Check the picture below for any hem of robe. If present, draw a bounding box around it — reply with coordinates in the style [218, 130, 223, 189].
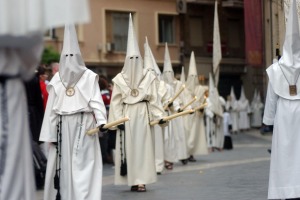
[114, 178, 157, 186]
[155, 159, 164, 173]
[268, 185, 300, 199]
[263, 116, 274, 125]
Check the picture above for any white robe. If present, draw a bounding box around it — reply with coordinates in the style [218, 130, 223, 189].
[186, 85, 208, 156]
[238, 100, 251, 130]
[215, 115, 224, 149]
[226, 101, 239, 132]
[154, 80, 171, 173]
[251, 101, 263, 128]
[164, 80, 189, 162]
[223, 112, 232, 136]
[205, 98, 215, 148]
[40, 70, 107, 200]
[109, 72, 164, 186]
[0, 34, 43, 200]
[264, 82, 300, 199]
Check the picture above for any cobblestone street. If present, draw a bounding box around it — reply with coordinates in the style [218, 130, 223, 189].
[36, 129, 272, 200]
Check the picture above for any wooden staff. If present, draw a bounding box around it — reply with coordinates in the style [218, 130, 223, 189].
[180, 96, 197, 111]
[86, 117, 130, 135]
[163, 84, 185, 110]
[150, 109, 194, 126]
[193, 103, 208, 111]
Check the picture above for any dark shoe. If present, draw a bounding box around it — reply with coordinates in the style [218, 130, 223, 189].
[181, 159, 188, 165]
[131, 185, 138, 192]
[137, 184, 146, 192]
[188, 155, 196, 162]
[157, 172, 162, 175]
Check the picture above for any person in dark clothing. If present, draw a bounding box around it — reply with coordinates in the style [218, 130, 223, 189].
[99, 75, 115, 164]
[24, 70, 47, 189]
[24, 71, 45, 144]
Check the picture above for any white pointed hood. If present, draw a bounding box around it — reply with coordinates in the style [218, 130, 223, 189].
[162, 43, 174, 85]
[144, 37, 162, 80]
[144, 37, 152, 71]
[121, 13, 144, 89]
[279, 0, 300, 83]
[186, 51, 199, 94]
[180, 66, 185, 83]
[150, 45, 162, 79]
[59, 24, 87, 88]
[267, 0, 300, 99]
[239, 86, 247, 102]
[230, 86, 236, 101]
[256, 90, 262, 103]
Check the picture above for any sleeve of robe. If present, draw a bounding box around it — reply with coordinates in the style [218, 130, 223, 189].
[89, 76, 107, 126]
[148, 80, 165, 120]
[205, 99, 215, 119]
[263, 82, 279, 125]
[39, 85, 58, 142]
[160, 81, 171, 108]
[247, 102, 252, 114]
[108, 84, 124, 124]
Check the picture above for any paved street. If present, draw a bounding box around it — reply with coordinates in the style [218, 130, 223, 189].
[36, 129, 272, 200]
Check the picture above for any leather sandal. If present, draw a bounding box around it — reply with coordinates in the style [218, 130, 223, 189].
[137, 184, 146, 192]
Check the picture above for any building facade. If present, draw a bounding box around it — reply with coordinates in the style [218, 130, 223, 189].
[44, 0, 269, 101]
[45, 0, 181, 81]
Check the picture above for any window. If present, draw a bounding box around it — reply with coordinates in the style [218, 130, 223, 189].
[44, 29, 56, 39]
[228, 19, 241, 48]
[189, 17, 203, 47]
[106, 11, 130, 52]
[158, 14, 175, 44]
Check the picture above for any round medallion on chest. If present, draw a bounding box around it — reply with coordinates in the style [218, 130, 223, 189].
[66, 87, 75, 97]
[131, 89, 139, 97]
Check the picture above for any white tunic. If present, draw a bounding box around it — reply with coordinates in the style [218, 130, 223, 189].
[154, 80, 171, 173]
[164, 80, 189, 162]
[238, 100, 251, 130]
[215, 115, 224, 149]
[223, 112, 232, 136]
[226, 100, 239, 132]
[109, 72, 164, 186]
[163, 84, 180, 163]
[251, 101, 263, 128]
[186, 85, 208, 156]
[205, 98, 215, 148]
[264, 82, 300, 199]
[40, 70, 107, 200]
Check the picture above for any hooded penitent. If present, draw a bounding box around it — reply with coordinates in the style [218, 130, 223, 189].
[121, 14, 144, 91]
[267, 0, 300, 99]
[186, 51, 199, 95]
[162, 43, 175, 85]
[59, 24, 87, 90]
